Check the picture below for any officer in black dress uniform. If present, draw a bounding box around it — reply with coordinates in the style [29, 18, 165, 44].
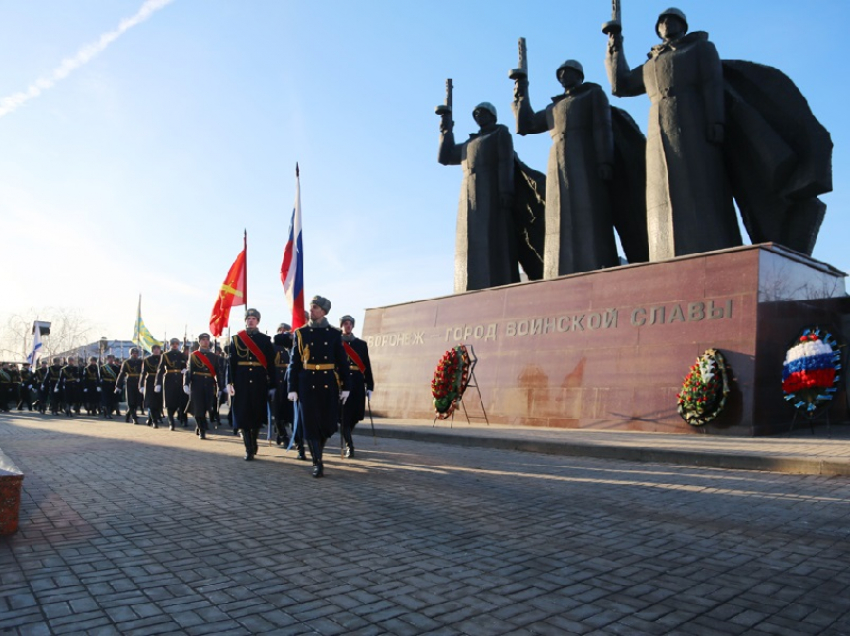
[33, 359, 50, 414]
[156, 338, 188, 430]
[141, 344, 163, 427]
[59, 356, 82, 417]
[99, 355, 120, 419]
[339, 315, 374, 458]
[44, 357, 64, 415]
[117, 348, 143, 423]
[18, 363, 34, 411]
[82, 356, 101, 415]
[228, 308, 276, 461]
[287, 295, 351, 478]
[185, 332, 220, 440]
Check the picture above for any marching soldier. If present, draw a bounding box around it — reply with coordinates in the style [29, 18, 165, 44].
[228, 308, 276, 461]
[157, 338, 188, 430]
[184, 333, 220, 440]
[44, 357, 64, 415]
[18, 362, 34, 411]
[0, 363, 12, 412]
[272, 323, 301, 453]
[116, 348, 143, 424]
[33, 359, 50, 414]
[100, 354, 121, 419]
[9, 364, 22, 412]
[288, 296, 351, 478]
[82, 356, 101, 415]
[339, 315, 374, 458]
[141, 344, 164, 427]
[59, 356, 82, 417]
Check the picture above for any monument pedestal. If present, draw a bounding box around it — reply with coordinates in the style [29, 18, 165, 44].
[362, 244, 848, 436]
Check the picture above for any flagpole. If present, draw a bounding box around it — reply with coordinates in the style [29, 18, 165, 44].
[243, 229, 248, 311]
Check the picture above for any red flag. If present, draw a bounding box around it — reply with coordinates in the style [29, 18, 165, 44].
[281, 163, 305, 329]
[209, 249, 247, 337]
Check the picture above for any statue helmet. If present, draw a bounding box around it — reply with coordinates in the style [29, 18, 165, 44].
[656, 7, 688, 37]
[556, 59, 584, 80]
[472, 102, 497, 120]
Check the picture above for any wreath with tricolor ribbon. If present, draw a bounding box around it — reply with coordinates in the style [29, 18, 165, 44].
[782, 326, 841, 414]
[677, 348, 731, 426]
[432, 345, 471, 419]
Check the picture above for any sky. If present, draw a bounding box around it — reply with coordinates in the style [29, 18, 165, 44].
[1, 0, 847, 355]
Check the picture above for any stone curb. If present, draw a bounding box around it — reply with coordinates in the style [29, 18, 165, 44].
[368, 426, 850, 477]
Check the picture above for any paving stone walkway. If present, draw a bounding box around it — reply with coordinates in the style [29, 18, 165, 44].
[1, 411, 850, 635]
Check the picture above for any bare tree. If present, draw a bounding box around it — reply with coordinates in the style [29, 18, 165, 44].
[0, 307, 100, 361]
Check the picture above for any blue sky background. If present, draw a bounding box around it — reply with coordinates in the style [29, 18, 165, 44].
[1, 0, 847, 348]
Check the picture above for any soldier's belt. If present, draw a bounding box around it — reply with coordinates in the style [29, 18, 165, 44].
[304, 363, 335, 371]
[126, 373, 141, 377]
[276, 363, 289, 368]
[65, 379, 78, 383]
[238, 361, 263, 367]
[194, 371, 212, 377]
[350, 365, 362, 372]
[165, 369, 182, 374]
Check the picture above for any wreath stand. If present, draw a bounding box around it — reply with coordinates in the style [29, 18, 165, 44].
[433, 345, 490, 428]
[788, 407, 832, 436]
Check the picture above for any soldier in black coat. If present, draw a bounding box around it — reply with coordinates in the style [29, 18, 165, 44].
[156, 338, 188, 430]
[33, 360, 50, 414]
[99, 355, 120, 419]
[82, 357, 101, 415]
[273, 323, 300, 452]
[185, 333, 221, 440]
[44, 358, 64, 415]
[228, 308, 276, 461]
[339, 315, 374, 458]
[287, 296, 351, 478]
[59, 356, 82, 417]
[141, 344, 163, 427]
[117, 349, 143, 423]
[18, 363, 34, 411]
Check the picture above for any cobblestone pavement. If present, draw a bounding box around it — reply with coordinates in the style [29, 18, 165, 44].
[2, 411, 850, 635]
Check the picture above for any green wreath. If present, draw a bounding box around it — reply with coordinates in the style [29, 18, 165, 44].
[677, 348, 731, 426]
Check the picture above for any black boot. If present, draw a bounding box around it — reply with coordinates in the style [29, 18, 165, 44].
[312, 462, 324, 478]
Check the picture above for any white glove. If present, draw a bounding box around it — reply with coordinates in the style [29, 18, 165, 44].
[97, 387, 102, 393]
[114, 387, 121, 394]
[341, 390, 350, 404]
[154, 385, 161, 393]
[288, 392, 298, 402]
[140, 387, 145, 395]
[83, 388, 88, 393]
[54, 387, 59, 393]
[268, 388, 276, 400]
[228, 384, 235, 396]
[183, 385, 191, 395]
[367, 390, 373, 399]
[181, 369, 188, 375]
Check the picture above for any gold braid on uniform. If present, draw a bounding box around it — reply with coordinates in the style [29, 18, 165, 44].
[232, 335, 250, 358]
[295, 329, 310, 364]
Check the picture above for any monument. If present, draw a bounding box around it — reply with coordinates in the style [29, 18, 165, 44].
[366, 6, 841, 436]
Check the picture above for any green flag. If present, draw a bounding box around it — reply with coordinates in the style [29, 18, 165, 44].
[133, 295, 163, 353]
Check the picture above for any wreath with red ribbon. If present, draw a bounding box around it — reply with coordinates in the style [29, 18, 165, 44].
[432, 345, 471, 419]
[677, 348, 731, 426]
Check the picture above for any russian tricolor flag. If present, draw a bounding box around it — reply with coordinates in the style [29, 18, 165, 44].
[281, 163, 305, 330]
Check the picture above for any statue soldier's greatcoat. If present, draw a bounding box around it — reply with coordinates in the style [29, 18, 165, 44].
[438, 103, 519, 292]
[514, 61, 619, 276]
[606, 9, 741, 260]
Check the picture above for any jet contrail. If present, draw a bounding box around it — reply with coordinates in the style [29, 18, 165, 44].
[0, 0, 175, 118]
